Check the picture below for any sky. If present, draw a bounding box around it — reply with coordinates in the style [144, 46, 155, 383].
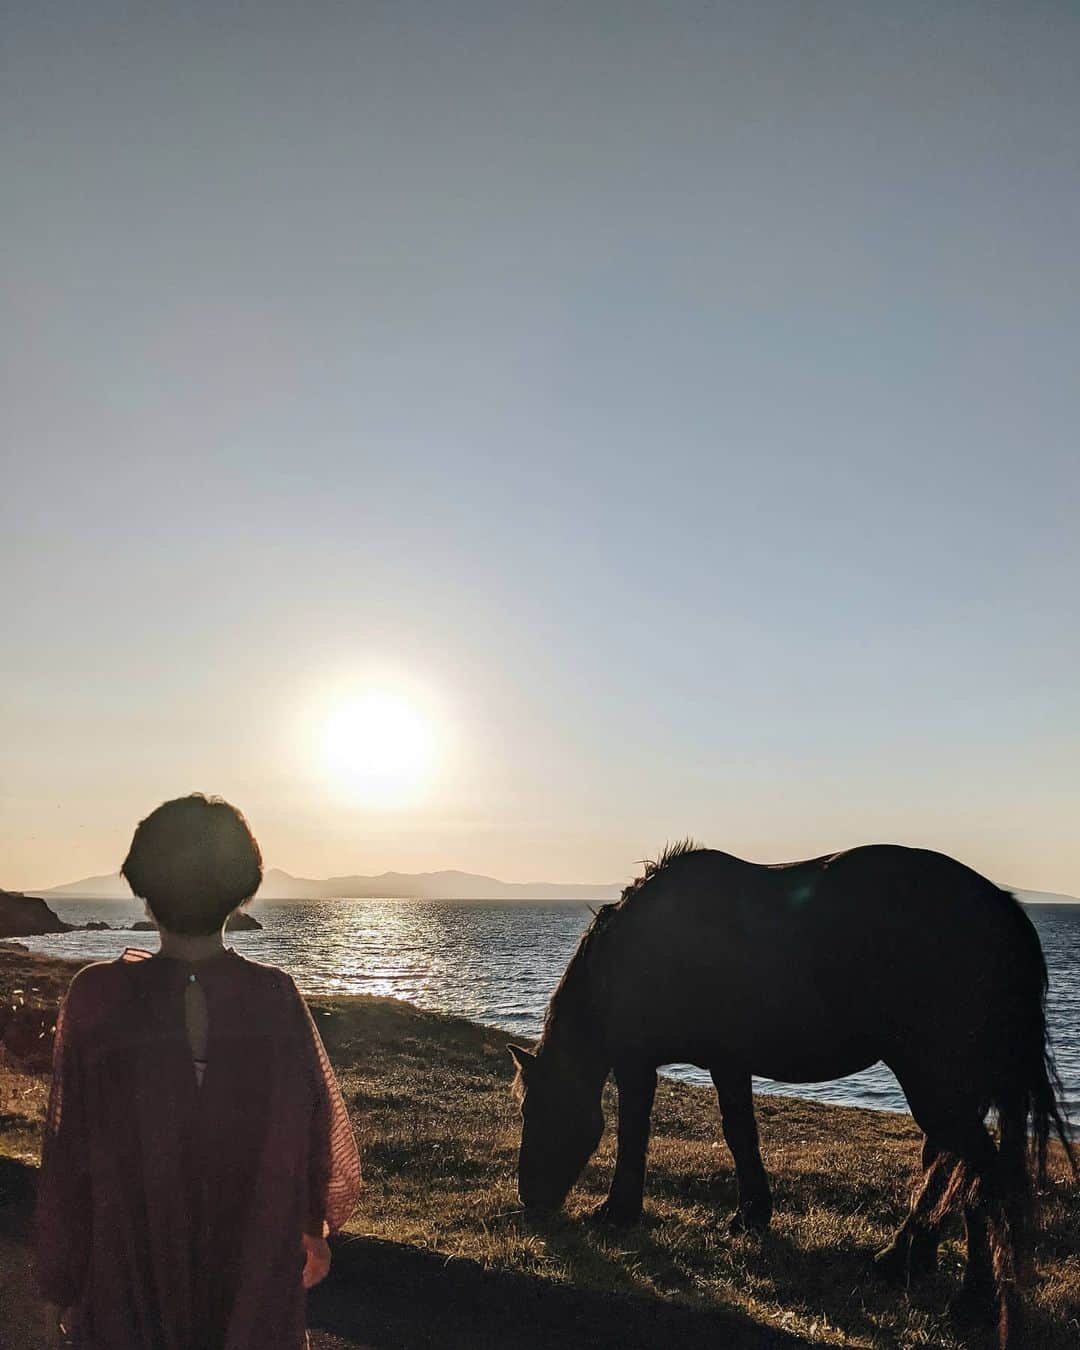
[2, 2, 1078, 894]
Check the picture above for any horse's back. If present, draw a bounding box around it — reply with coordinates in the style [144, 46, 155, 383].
[594, 843, 1037, 1079]
[612, 843, 1017, 951]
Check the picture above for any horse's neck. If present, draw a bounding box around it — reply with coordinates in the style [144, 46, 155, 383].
[542, 984, 609, 1088]
[539, 911, 613, 1089]
[543, 1034, 609, 1101]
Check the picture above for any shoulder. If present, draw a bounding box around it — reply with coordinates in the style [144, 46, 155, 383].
[230, 954, 301, 995]
[64, 957, 128, 1006]
[227, 955, 309, 1022]
[58, 956, 137, 1041]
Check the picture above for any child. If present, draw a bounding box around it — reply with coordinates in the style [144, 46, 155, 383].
[36, 794, 362, 1348]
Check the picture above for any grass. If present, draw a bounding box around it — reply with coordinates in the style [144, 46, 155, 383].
[2, 945, 1078, 1347]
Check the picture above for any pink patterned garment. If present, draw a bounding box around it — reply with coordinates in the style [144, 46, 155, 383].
[36, 948, 362, 1350]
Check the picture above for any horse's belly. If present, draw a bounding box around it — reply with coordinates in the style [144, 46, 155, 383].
[751, 1044, 879, 1085]
[627, 969, 881, 1083]
[639, 1010, 880, 1084]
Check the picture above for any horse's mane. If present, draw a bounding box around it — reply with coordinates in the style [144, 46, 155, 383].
[539, 902, 618, 1050]
[538, 839, 706, 1054]
[618, 837, 705, 902]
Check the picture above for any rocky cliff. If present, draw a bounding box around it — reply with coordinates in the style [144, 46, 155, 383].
[0, 891, 72, 938]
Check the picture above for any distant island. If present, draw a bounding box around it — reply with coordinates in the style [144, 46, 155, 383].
[26, 869, 1080, 906]
[29, 867, 624, 904]
[1009, 888, 1080, 906]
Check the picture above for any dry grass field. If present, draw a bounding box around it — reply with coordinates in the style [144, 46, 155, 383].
[2, 946, 1077, 1348]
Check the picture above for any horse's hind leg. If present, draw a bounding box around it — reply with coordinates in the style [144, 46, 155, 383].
[955, 1194, 994, 1326]
[901, 1086, 1011, 1339]
[591, 1062, 656, 1227]
[710, 1068, 772, 1232]
[875, 1137, 949, 1282]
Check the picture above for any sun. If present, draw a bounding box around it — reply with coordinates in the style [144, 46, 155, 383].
[319, 691, 435, 805]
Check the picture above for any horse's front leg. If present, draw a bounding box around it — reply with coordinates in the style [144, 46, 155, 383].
[711, 1068, 772, 1232]
[591, 1063, 657, 1227]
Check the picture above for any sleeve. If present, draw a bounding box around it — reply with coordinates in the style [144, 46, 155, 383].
[35, 982, 93, 1307]
[287, 979, 362, 1238]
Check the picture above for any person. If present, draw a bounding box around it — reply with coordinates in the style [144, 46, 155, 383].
[36, 794, 362, 1349]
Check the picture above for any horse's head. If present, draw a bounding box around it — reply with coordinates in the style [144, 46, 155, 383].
[509, 1043, 604, 1213]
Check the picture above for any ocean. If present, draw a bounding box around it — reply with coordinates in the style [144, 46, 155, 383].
[11, 897, 1079, 1120]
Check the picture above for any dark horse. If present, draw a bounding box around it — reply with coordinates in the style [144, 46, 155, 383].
[510, 842, 1074, 1348]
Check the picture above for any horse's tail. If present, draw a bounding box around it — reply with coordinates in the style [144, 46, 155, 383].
[984, 896, 1074, 1345]
[931, 892, 1074, 1347]
[987, 987, 1074, 1344]
[998, 895, 1076, 1188]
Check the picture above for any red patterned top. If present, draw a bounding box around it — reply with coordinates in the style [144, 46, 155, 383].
[36, 947, 362, 1350]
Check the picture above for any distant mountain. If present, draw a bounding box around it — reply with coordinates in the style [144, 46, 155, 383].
[28, 871, 1079, 906]
[30, 867, 622, 903]
[33, 872, 136, 899]
[241, 867, 621, 902]
[1010, 888, 1080, 906]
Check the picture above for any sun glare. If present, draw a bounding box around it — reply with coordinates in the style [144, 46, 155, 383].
[319, 691, 435, 805]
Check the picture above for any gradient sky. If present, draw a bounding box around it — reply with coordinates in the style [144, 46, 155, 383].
[3, 2, 1078, 893]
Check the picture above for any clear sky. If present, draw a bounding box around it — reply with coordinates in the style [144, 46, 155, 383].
[3, 2, 1078, 894]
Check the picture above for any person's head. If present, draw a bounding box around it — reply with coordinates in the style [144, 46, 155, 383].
[121, 793, 262, 936]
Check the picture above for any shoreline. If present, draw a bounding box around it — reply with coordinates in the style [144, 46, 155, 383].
[12, 896, 1078, 1124]
[2, 946, 1078, 1347]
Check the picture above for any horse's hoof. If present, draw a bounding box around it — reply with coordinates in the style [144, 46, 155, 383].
[729, 1207, 771, 1236]
[588, 1199, 642, 1228]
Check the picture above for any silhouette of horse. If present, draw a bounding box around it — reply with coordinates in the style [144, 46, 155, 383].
[509, 842, 1074, 1348]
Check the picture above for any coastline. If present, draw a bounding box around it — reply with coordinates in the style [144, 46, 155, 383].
[2, 946, 1077, 1348]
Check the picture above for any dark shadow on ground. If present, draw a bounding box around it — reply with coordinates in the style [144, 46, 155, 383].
[0, 1157, 811, 1350]
[0, 1158, 35, 1241]
[310, 1231, 813, 1350]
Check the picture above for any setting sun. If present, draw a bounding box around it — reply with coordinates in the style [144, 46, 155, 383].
[319, 691, 435, 806]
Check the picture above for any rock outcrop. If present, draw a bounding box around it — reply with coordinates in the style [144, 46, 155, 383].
[226, 911, 262, 931]
[129, 912, 263, 932]
[0, 898, 262, 939]
[0, 891, 72, 938]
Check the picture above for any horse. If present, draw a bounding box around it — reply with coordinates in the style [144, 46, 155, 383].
[509, 841, 1074, 1348]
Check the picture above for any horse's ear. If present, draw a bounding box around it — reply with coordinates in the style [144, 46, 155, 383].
[508, 1044, 536, 1076]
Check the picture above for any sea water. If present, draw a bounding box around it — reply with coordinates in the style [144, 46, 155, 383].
[11, 898, 1079, 1118]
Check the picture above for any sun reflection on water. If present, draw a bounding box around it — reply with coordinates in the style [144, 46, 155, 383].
[14, 898, 1080, 1118]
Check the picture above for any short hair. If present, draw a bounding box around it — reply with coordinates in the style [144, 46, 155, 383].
[121, 794, 263, 936]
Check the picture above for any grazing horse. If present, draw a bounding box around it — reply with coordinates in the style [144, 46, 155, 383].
[509, 842, 1074, 1348]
